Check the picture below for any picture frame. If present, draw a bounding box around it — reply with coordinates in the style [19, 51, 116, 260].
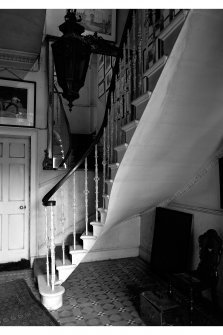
[98, 81, 105, 98]
[0, 78, 36, 127]
[98, 65, 105, 84]
[76, 9, 116, 42]
[105, 68, 113, 91]
[111, 56, 116, 68]
[105, 56, 111, 74]
[98, 54, 104, 70]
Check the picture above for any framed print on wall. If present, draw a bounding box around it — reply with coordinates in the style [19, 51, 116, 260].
[98, 54, 104, 70]
[105, 56, 111, 74]
[98, 65, 105, 84]
[105, 68, 112, 91]
[76, 9, 116, 42]
[0, 78, 36, 127]
[98, 81, 105, 98]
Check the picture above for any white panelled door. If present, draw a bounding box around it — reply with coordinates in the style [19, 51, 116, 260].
[0, 137, 29, 263]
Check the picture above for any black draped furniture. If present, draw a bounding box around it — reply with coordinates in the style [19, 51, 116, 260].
[174, 229, 223, 308]
[140, 207, 223, 325]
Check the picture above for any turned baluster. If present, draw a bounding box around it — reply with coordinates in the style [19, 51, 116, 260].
[84, 158, 89, 235]
[60, 187, 66, 265]
[44, 207, 50, 287]
[94, 144, 99, 222]
[102, 127, 106, 208]
[73, 172, 76, 249]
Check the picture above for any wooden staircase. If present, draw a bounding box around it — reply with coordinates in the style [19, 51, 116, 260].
[37, 9, 189, 310]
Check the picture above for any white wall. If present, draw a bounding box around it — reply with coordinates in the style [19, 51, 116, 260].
[0, 9, 106, 258]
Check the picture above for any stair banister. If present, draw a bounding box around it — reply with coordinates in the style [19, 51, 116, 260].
[42, 10, 133, 206]
[39, 9, 192, 310]
[54, 84, 72, 169]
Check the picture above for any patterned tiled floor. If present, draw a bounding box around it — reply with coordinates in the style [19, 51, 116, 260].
[0, 257, 222, 326]
[51, 257, 151, 326]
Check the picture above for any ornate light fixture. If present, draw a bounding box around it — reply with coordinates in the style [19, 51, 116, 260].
[52, 9, 118, 111]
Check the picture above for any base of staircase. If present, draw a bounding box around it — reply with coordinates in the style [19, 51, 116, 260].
[38, 274, 65, 311]
[82, 246, 139, 263]
[56, 259, 77, 282]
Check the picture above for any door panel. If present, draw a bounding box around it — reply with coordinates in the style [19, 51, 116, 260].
[0, 137, 29, 263]
[9, 142, 25, 158]
[8, 214, 24, 250]
[9, 164, 25, 201]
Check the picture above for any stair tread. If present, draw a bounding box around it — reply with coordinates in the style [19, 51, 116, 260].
[98, 207, 108, 212]
[143, 55, 168, 78]
[114, 143, 128, 151]
[109, 162, 120, 168]
[131, 91, 152, 107]
[69, 244, 85, 253]
[90, 221, 104, 226]
[122, 119, 139, 132]
[105, 179, 113, 183]
[56, 258, 73, 268]
[81, 232, 97, 239]
[102, 194, 110, 198]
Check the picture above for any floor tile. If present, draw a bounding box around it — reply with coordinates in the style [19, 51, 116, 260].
[0, 257, 221, 326]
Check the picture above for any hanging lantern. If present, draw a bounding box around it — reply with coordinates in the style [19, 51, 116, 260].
[52, 10, 91, 111]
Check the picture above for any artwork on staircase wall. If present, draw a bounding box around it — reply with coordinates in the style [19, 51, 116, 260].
[105, 55, 112, 74]
[98, 81, 105, 98]
[76, 9, 116, 42]
[0, 78, 36, 127]
[105, 68, 112, 91]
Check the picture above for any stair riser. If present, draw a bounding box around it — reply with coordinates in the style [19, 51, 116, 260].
[70, 252, 86, 265]
[93, 225, 103, 237]
[99, 211, 107, 224]
[135, 99, 149, 120]
[110, 167, 118, 180]
[103, 196, 109, 209]
[57, 266, 76, 282]
[115, 148, 127, 164]
[147, 67, 164, 92]
[125, 127, 137, 144]
[106, 182, 113, 194]
[82, 238, 96, 251]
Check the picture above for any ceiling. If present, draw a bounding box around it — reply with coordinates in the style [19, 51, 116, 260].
[0, 9, 46, 71]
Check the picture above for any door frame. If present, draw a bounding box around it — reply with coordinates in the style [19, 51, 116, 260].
[0, 127, 38, 265]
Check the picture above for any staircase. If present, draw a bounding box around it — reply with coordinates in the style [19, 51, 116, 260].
[36, 9, 191, 310]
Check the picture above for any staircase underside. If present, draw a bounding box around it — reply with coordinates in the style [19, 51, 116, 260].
[102, 9, 223, 232]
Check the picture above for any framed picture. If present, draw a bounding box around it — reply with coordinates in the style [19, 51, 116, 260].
[111, 56, 116, 68]
[98, 54, 104, 70]
[105, 68, 113, 91]
[98, 65, 105, 84]
[76, 9, 116, 42]
[105, 56, 111, 74]
[0, 78, 36, 127]
[98, 81, 105, 98]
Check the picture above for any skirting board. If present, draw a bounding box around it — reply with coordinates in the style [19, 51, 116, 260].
[81, 246, 139, 263]
[139, 245, 151, 264]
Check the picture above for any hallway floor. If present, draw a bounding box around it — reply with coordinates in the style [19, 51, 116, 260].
[0, 257, 222, 326]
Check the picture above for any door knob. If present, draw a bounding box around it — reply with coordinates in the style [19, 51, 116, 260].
[19, 205, 26, 209]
